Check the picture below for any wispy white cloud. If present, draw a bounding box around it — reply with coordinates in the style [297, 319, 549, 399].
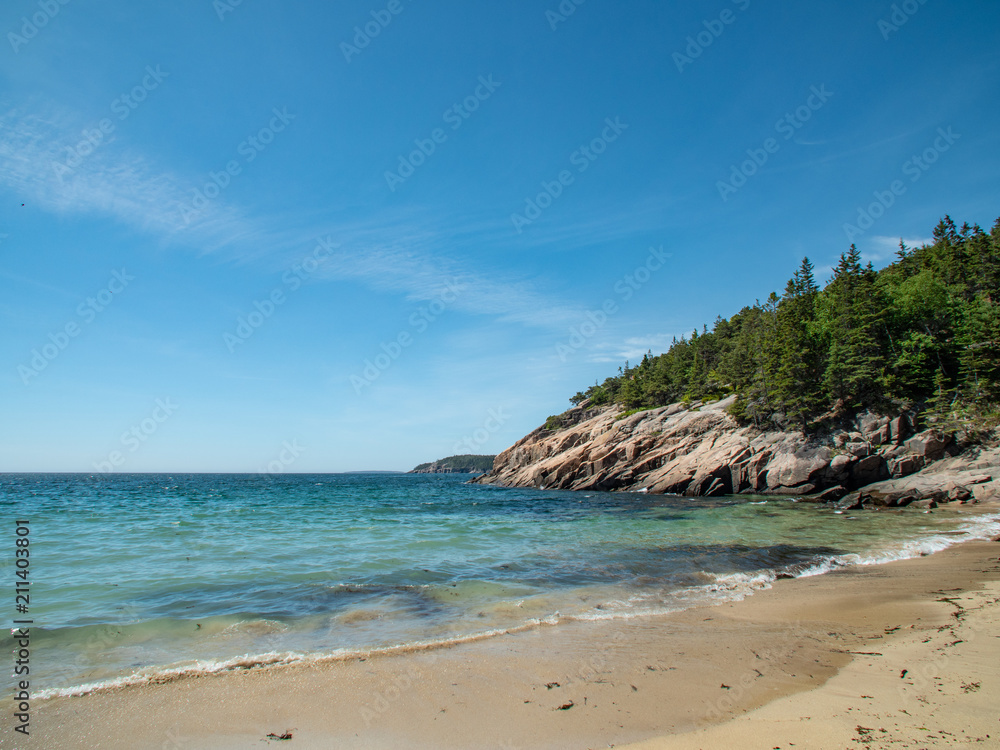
[0, 99, 585, 329]
[0, 102, 256, 249]
[586, 332, 678, 363]
[774, 129, 925, 174]
[503, 192, 674, 253]
[870, 234, 934, 250]
[864, 234, 934, 263]
[312, 242, 583, 327]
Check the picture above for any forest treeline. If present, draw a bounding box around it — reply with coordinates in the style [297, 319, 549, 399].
[569, 215, 1000, 435]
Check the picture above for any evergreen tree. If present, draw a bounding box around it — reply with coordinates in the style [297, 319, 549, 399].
[774, 258, 823, 428]
[568, 214, 1000, 437]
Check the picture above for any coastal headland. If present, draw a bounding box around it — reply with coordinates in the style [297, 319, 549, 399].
[474, 396, 999, 511]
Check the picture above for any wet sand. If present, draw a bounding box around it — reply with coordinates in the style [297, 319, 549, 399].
[12, 509, 1000, 749]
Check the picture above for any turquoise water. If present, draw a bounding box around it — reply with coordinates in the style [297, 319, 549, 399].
[2, 472, 998, 697]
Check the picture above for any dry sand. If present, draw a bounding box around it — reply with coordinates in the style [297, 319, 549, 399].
[623, 557, 1000, 750]
[9, 509, 1000, 749]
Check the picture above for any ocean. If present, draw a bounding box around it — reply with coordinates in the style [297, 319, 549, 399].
[3, 472, 998, 698]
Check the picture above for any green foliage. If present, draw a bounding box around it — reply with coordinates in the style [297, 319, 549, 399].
[543, 415, 563, 431]
[566, 214, 1000, 435]
[411, 455, 496, 473]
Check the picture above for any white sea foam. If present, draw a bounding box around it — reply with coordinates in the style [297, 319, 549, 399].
[691, 511, 1000, 607]
[34, 651, 309, 699]
[34, 619, 566, 700]
[796, 512, 1000, 578]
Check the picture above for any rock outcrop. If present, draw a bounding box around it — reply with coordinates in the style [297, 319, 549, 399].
[473, 397, 998, 507]
[832, 447, 1000, 510]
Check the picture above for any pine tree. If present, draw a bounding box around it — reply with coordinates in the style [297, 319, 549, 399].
[565, 214, 1000, 436]
[775, 258, 823, 428]
[958, 294, 1000, 404]
[817, 247, 888, 408]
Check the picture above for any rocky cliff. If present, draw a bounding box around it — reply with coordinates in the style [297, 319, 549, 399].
[473, 396, 999, 508]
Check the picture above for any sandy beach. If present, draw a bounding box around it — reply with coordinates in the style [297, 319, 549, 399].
[12, 505, 999, 750]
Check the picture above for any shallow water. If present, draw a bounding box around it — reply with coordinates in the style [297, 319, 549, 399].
[1, 472, 997, 697]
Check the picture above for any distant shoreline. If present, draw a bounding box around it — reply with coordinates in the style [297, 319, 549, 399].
[409, 454, 495, 474]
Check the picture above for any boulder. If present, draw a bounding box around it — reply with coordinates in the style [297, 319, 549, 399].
[973, 479, 1000, 503]
[888, 454, 924, 478]
[862, 489, 918, 508]
[888, 415, 910, 445]
[866, 424, 891, 446]
[879, 444, 910, 459]
[701, 477, 729, 496]
[687, 468, 733, 497]
[764, 449, 830, 490]
[946, 485, 973, 503]
[856, 411, 889, 435]
[845, 441, 871, 458]
[835, 491, 864, 510]
[908, 498, 938, 510]
[766, 483, 817, 496]
[813, 485, 847, 503]
[745, 452, 772, 492]
[821, 453, 856, 484]
[851, 455, 888, 487]
[905, 430, 950, 461]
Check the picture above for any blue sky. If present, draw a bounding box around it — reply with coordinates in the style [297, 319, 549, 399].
[2, 0, 998, 472]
